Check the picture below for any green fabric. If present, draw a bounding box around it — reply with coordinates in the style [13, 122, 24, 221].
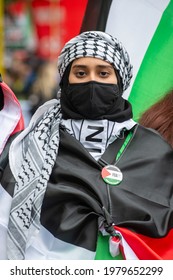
[95, 130, 133, 260]
[116, 131, 133, 161]
[95, 233, 123, 260]
[129, 0, 173, 121]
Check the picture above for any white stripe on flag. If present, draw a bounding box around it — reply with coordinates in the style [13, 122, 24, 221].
[105, 0, 170, 99]
[109, 231, 138, 260]
[25, 226, 95, 260]
[0, 185, 95, 260]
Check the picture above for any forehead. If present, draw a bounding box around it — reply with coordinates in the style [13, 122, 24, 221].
[71, 57, 113, 68]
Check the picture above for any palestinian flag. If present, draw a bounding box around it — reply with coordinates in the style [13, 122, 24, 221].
[81, 0, 173, 121]
[1, 185, 173, 260]
[0, 76, 24, 155]
[96, 226, 173, 260]
[1, 114, 173, 260]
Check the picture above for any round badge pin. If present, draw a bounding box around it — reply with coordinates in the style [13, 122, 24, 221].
[101, 165, 123, 185]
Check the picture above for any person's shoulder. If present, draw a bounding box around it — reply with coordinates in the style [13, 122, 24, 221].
[138, 124, 161, 137]
[135, 124, 173, 152]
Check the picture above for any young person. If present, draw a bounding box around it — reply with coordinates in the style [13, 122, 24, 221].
[1, 31, 173, 260]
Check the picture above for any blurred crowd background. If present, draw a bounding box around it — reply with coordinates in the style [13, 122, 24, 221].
[0, 0, 88, 125]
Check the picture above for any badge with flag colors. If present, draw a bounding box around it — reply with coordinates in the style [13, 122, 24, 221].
[101, 165, 123, 185]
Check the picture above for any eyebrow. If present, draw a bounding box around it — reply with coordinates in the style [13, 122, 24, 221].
[72, 65, 114, 70]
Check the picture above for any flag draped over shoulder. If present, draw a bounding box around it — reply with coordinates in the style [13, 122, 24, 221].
[81, 0, 173, 121]
[1, 118, 173, 260]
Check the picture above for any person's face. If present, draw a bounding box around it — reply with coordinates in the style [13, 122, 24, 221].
[69, 57, 118, 84]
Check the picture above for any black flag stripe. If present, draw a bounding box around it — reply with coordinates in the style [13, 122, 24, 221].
[80, 0, 113, 32]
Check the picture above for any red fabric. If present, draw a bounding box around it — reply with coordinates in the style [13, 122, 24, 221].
[0, 81, 24, 134]
[11, 117, 24, 135]
[31, 0, 88, 59]
[115, 226, 173, 260]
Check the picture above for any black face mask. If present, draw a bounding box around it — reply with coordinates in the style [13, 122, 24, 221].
[60, 63, 133, 121]
[62, 81, 120, 119]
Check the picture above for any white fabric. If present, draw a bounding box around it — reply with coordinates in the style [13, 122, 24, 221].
[0, 184, 11, 259]
[62, 118, 136, 160]
[0, 86, 21, 155]
[0, 185, 95, 260]
[106, 0, 170, 99]
[3, 98, 136, 260]
[7, 99, 61, 259]
[109, 231, 138, 260]
[0, 182, 137, 260]
[9, 99, 59, 180]
[57, 31, 133, 91]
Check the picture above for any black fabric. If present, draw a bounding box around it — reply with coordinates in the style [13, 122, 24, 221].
[0, 74, 4, 110]
[0, 132, 20, 181]
[98, 128, 134, 167]
[0, 133, 21, 197]
[80, 0, 113, 32]
[62, 81, 121, 119]
[0, 84, 4, 111]
[61, 88, 133, 121]
[40, 125, 173, 250]
[60, 64, 133, 121]
[41, 127, 106, 251]
[2, 125, 173, 252]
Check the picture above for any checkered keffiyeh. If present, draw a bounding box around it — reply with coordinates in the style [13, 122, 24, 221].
[57, 31, 133, 91]
[7, 101, 61, 259]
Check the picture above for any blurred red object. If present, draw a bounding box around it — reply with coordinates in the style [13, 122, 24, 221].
[0, 77, 24, 155]
[31, 0, 88, 59]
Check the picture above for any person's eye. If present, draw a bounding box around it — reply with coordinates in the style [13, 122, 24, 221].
[100, 71, 110, 78]
[75, 70, 86, 78]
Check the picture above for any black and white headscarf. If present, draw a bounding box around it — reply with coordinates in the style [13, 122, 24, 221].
[58, 31, 133, 91]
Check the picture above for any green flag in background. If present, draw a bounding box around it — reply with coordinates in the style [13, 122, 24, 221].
[129, 0, 173, 120]
[105, 0, 173, 121]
